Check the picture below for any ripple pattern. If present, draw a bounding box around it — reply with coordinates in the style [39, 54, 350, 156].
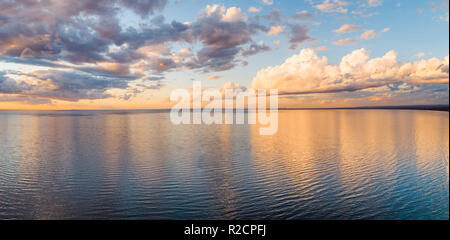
[0, 110, 448, 219]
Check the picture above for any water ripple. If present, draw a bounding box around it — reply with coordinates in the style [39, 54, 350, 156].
[0, 110, 448, 219]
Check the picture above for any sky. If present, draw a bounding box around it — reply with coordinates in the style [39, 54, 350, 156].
[0, 0, 448, 110]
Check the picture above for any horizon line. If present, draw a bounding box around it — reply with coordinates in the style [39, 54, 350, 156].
[0, 105, 448, 112]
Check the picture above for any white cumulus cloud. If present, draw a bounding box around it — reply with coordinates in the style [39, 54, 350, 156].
[251, 48, 449, 94]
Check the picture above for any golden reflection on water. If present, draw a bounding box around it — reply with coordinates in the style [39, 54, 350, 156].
[0, 110, 448, 219]
[249, 110, 449, 218]
[250, 110, 449, 178]
[413, 111, 450, 178]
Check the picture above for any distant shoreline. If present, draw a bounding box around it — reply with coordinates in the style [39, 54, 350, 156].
[0, 105, 448, 112]
[278, 105, 450, 112]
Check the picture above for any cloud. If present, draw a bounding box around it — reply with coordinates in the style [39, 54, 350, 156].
[111, 3, 271, 74]
[333, 24, 361, 34]
[203, 5, 248, 22]
[185, 5, 268, 71]
[428, 0, 449, 22]
[170, 48, 193, 62]
[262, 0, 274, 6]
[137, 82, 163, 90]
[367, 0, 383, 7]
[0, 56, 71, 69]
[95, 62, 131, 76]
[207, 75, 222, 80]
[0, 2, 266, 72]
[241, 42, 272, 57]
[351, 10, 376, 17]
[251, 48, 449, 95]
[314, 0, 349, 13]
[382, 27, 390, 33]
[1, 55, 141, 81]
[0, 0, 169, 63]
[1, 2, 273, 103]
[436, 0, 449, 22]
[288, 25, 313, 50]
[192, 5, 259, 49]
[332, 38, 355, 45]
[291, 10, 316, 21]
[267, 26, 285, 35]
[147, 56, 178, 73]
[0, 70, 130, 101]
[315, 46, 328, 51]
[249, 7, 262, 13]
[121, 0, 168, 17]
[118, 21, 191, 50]
[146, 76, 165, 81]
[0, 94, 52, 105]
[360, 30, 376, 39]
[186, 46, 241, 72]
[415, 52, 425, 58]
[263, 9, 282, 22]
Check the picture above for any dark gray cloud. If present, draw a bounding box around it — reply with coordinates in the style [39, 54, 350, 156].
[263, 9, 282, 23]
[0, 2, 275, 103]
[289, 24, 313, 50]
[0, 56, 140, 80]
[0, 56, 69, 68]
[121, 0, 168, 17]
[147, 56, 178, 73]
[186, 46, 241, 72]
[0, 72, 33, 94]
[241, 43, 272, 57]
[192, 21, 253, 50]
[146, 76, 166, 81]
[0, 0, 169, 62]
[0, 0, 172, 102]
[0, 70, 129, 101]
[119, 21, 191, 49]
[0, 2, 269, 72]
[0, 0, 167, 19]
[183, 6, 269, 72]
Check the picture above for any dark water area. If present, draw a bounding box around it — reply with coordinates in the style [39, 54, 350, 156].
[0, 110, 448, 219]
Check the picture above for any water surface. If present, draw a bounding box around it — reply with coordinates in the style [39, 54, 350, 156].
[0, 110, 448, 219]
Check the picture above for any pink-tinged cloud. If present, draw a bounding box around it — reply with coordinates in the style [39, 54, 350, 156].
[314, 0, 349, 13]
[415, 52, 425, 58]
[361, 30, 376, 39]
[248, 7, 262, 13]
[207, 75, 222, 80]
[251, 48, 449, 95]
[267, 26, 285, 36]
[334, 24, 361, 34]
[332, 38, 355, 45]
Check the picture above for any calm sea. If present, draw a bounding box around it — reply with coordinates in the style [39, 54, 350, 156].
[0, 110, 448, 220]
